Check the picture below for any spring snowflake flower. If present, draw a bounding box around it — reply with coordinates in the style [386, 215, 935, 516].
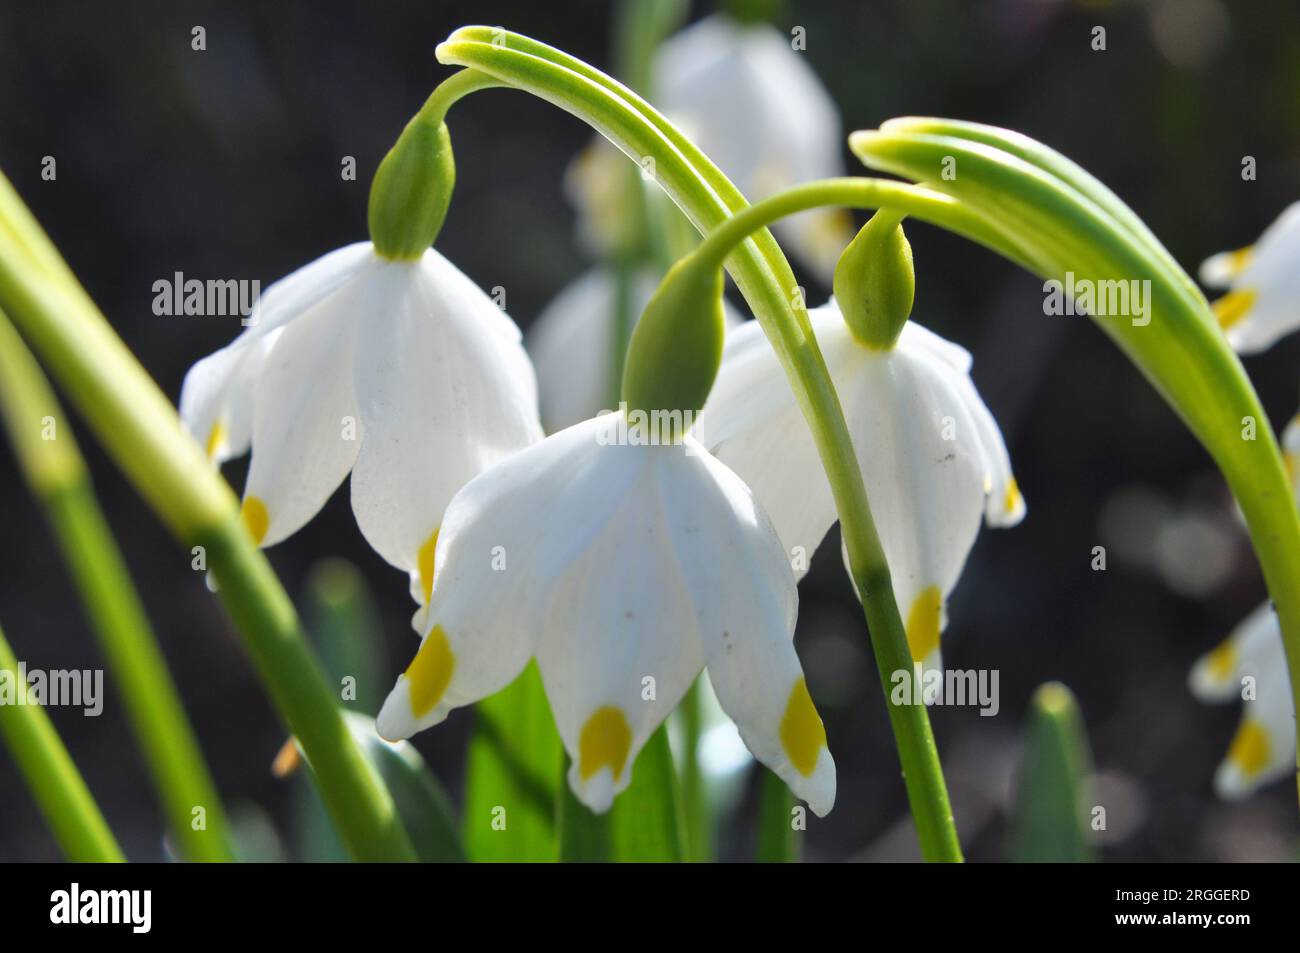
[694, 300, 1024, 675]
[376, 410, 835, 816]
[1200, 201, 1300, 354]
[526, 267, 744, 432]
[180, 242, 542, 609]
[1189, 413, 1300, 797]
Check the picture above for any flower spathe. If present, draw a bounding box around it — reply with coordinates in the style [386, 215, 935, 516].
[376, 411, 835, 816]
[694, 300, 1024, 676]
[180, 241, 543, 609]
[1199, 201, 1300, 354]
[526, 266, 745, 433]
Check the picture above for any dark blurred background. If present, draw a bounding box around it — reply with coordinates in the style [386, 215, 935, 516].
[1, 0, 1299, 861]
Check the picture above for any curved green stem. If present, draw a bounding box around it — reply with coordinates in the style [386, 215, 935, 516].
[0, 622, 124, 862]
[0, 311, 235, 861]
[0, 173, 416, 862]
[688, 176, 1040, 274]
[432, 31, 963, 860]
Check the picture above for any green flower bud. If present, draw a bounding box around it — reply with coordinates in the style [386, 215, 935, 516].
[620, 257, 726, 440]
[832, 210, 915, 350]
[368, 111, 455, 260]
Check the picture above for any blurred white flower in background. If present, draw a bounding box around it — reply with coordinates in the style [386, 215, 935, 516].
[1200, 201, 1300, 354]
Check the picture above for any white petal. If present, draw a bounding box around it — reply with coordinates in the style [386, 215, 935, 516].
[669, 439, 835, 816]
[1214, 660, 1295, 800]
[377, 416, 626, 742]
[1205, 203, 1300, 354]
[535, 443, 706, 813]
[847, 338, 990, 672]
[1189, 601, 1279, 702]
[695, 306, 862, 579]
[241, 279, 363, 548]
[350, 250, 543, 591]
[237, 241, 375, 343]
[179, 329, 280, 464]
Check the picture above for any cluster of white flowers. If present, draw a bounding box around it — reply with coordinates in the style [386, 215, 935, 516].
[177, 14, 1027, 818]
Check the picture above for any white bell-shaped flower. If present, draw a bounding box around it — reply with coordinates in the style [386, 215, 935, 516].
[180, 242, 543, 609]
[376, 411, 835, 816]
[1200, 201, 1300, 354]
[1189, 602, 1296, 798]
[526, 267, 745, 433]
[694, 301, 1024, 675]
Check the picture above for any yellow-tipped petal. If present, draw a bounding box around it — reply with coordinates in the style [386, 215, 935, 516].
[241, 496, 270, 545]
[417, 528, 440, 605]
[1204, 640, 1238, 683]
[205, 420, 227, 460]
[780, 677, 828, 777]
[1212, 288, 1257, 331]
[906, 586, 943, 664]
[1226, 719, 1270, 778]
[578, 706, 632, 781]
[406, 624, 455, 719]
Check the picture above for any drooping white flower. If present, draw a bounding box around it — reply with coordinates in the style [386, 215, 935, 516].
[565, 14, 851, 277]
[1189, 412, 1300, 798]
[526, 267, 745, 433]
[693, 300, 1024, 675]
[1199, 201, 1300, 354]
[376, 411, 835, 816]
[180, 242, 543, 610]
[1189, 602, 1296, 798]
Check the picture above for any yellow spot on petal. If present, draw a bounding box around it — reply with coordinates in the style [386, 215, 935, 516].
[205, 420, 226, 460]
[1212, 288, 1257, 331]
[1004, 477, 1023, 516]
[417, 528, 440, 605]
[1204, 641, 1238, 682]
[1285, 452, 1297, 489]
[405, 624, 455, 719]
[906, 586, 943, 664]
[779, 677, 827, 777]
[1227, 719, 1270, 778]
[578, 706, 632, 781]
[241, 496, 269, 545]
[1225, 244, 1255, 277]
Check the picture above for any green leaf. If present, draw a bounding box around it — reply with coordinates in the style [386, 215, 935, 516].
[1010, 682, 1095, 863]
[463, 662, 562, 861]
[756, 768, 801, 862]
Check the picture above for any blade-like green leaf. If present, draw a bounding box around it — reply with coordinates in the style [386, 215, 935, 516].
[1010, 682, 1095, 863]
[463, 662, 562, 861]
[756, 768, 801, 863]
